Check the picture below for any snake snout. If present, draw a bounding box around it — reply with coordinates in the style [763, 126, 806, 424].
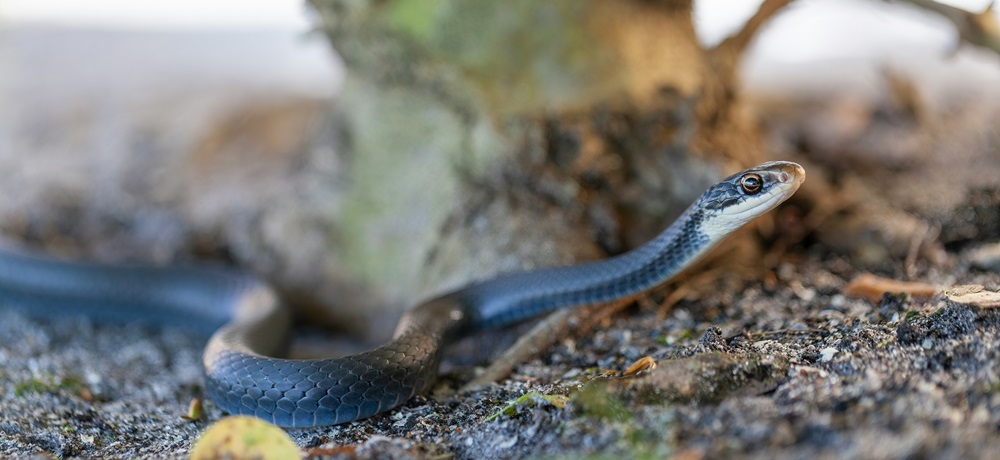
[777, 162, 806, 187]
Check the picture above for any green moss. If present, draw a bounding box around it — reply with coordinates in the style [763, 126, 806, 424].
[374, 0, 621, 115]
[484, 392, 569, 422]
[14, 379, 48, 397]
[571, 382, 631, 422]
[553, 383, 676, 459]
[656, 329, 697, 346]
[386, 0, 449, 40]
[14, 375, 84, 398]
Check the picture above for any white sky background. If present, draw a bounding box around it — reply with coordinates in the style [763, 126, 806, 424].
[3, 0, 997, 43]
[3, 0, 998, 58]
[2, 0, 999, 95]
[0, 0, 315, 30]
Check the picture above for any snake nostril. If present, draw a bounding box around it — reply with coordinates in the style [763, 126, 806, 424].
[779, 172, 790, 183]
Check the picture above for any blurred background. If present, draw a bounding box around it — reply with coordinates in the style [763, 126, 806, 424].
[0, 0, 1000, 332]
[2, 0, 998, 329]
[4, 0, 998, 107]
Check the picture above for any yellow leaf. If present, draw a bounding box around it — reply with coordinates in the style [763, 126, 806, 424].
[190, 416, 299, 460]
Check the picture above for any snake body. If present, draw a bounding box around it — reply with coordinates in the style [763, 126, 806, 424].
[0, 161, 804, 427]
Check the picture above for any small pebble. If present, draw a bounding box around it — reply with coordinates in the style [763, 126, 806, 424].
[778, 263, 796, 281]
[561, 368, 581, 379]
[968, 243, 1000, 271]
[819, 347, 838, 362]
[830, 294, 846, 308]
[497, 435, 518, 449]
[922, 338, 934, 349]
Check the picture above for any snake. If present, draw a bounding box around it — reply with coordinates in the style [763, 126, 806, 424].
[0, 161, 804, 428]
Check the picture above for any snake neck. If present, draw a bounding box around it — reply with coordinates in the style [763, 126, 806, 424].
[453, 203, 713, 330]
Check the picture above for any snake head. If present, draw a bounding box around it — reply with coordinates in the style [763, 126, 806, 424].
[698, 161, 805, 238]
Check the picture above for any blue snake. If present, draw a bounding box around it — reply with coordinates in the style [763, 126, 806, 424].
[0, 161, 804, 427]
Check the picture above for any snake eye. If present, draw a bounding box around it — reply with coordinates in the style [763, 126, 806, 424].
[740, 173, 763, 195]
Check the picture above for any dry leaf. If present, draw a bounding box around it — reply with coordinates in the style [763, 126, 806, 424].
[622, 356, 657, 376]
[181, 398, 204, 422]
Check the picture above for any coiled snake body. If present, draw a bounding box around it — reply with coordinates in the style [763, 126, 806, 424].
[0, 161, 804, 427]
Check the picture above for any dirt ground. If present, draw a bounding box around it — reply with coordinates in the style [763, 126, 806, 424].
[2, 243, 999, 459]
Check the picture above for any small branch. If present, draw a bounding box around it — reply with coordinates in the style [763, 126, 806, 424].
[713, 0, 796, 57]
[890, 0, 1000, 55]
[459, 308, 575, 392]
[460, 299, 630, 392]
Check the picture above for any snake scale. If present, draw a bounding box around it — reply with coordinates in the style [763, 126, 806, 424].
[0, 161, 804, 427]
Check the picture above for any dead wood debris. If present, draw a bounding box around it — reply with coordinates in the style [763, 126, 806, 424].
[460, 299, 631, 392]
[944, 284, 1000, 308]
[625, 352, 787, 404]
[843, 273, 940, 303]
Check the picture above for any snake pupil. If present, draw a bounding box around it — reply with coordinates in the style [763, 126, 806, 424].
[740, 174, 763, 194]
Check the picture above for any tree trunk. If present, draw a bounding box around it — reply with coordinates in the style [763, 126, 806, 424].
[305, 0, 781, 332]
